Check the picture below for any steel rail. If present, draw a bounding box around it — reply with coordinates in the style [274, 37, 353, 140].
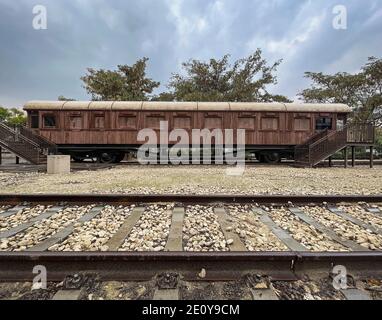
[0, 194, 382, 205]
[0, 251, 381, 282]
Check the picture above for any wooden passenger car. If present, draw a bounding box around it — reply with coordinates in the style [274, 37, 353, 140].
[23, 101, 351, 163]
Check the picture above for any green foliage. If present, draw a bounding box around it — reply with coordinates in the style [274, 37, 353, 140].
[0, 106, 26, 125]
[150, 92, 176, 101]
[376, 128, 382, 147]
[165, 50, 291, 102]
[58, 95, 76, 101]
[0, 106, 11, 121]
[81, 58, 160, 101]
[300, 57, 382, 125]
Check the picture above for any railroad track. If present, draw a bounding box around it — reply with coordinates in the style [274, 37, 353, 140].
[0, 194, 382, 300]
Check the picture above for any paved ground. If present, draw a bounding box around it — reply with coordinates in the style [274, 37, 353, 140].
[0, 165, 381, 195]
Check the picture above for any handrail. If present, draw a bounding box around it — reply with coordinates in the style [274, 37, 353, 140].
[297, 129, 329, 149]
[295, 122, 375, 166]
[0, 121, 52, 164]
[18, 125, 57, 154]
[0, 122, 57, 155]
[0, 122, 42, 150]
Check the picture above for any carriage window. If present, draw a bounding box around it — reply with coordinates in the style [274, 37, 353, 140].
[43, 115, 56, 128]
[69, 115, 83, 129]
[173, 117, 191, 129]
[146, 116, 165, 129]
[119, 115, 137, 129]
[294, 118, 311, 131]
[238, 117, 256, 130]
[205, 117, 223, 129]
[261, 117, 278, 131]
[316, 117, 332, 130]
[94, 115, 105, 129]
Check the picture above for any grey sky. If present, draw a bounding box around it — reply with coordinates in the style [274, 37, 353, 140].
[0, 0, 381, 107]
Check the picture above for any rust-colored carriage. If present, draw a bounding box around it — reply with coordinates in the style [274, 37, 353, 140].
[22, 101, 369, 165]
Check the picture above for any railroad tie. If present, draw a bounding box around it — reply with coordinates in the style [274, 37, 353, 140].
[0, 205, 27, 218]
[26, 206, 104, 252]
[367, 207, 381, 215]
[165, 207, 185, 252]
[253, 208, 308, 252]
[289, 207, 366, 251]
[105, 207, 145, 251]
[52, 290, 82, 301]
[214, 207, 247, 251]
[152, 289, 179, 300]
[0, 206, 64, 239]
[328, 206, 382, 236]
[341, 288, 372, 300]
[250, 288, 279, 300]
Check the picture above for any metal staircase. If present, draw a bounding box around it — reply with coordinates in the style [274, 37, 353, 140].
[0, 122, 57, 164]
[294, 123, 375, 167]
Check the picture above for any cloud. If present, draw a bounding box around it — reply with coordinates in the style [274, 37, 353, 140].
[0, 0, 381, 107]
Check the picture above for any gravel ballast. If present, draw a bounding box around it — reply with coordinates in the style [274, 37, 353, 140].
[119, 204, 173, 252]
[0, 205, 52, 232]
[1, 205, 92, 251]
[183, 205, 228, 252]
[267, 207, 348, 252]
[301, 206, 382, 250]
[225, 205, 288, 251]
[1, 166, 381, 195]
[50, 205, 134, 251]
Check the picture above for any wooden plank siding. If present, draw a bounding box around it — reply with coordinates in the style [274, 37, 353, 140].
[31, 110, 344, 146]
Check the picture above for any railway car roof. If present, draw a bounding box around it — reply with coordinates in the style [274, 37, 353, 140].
[24, 101, 352, 113]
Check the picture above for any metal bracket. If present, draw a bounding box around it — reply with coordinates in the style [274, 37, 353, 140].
[156, 273, 179, 290]
[63, 273, 99, 291]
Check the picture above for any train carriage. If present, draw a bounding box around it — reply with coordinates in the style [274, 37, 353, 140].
[23, 101, 354, 164]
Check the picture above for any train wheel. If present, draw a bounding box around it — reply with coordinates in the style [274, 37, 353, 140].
[98, 152, 117, 164]
[263, 152, 281, 164]
[113, 153, 126, 163]
[72, 156, 85, 163]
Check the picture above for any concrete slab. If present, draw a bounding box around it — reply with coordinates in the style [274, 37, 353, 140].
[289, 207, 366, 251]
[27, 207, 104, 251]
[251, 289, 279, 300]
[47, 155, 71, 174]
[106, 207, 145, 251]
[153, 289, 179, 300]
[367, 208, 381, 214]
[0, 206, 63, 239]
[341, 288, 372, 300]
[215, 207, 247, 251]
[0, 206, 27, 218]
[253, 208, 307, 252]
[328, 206, 382, 236]
[52, 290, 82, 300]
[165, 208, 184, 252]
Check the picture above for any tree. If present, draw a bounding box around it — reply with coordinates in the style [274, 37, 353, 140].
[58, 95, 76, 101]
[151, 92, 175, 101]
[81, 58, 160, 101]
[0, 106, 11, 122]
[300, 57, 382, 125]
[164, 50, 291, 103]
[0, 106, 26, 125]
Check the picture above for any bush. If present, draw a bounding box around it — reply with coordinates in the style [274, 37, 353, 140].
[0, 106, 26, 126]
